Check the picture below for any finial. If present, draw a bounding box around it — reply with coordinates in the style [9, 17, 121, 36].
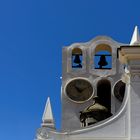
[130, 26, 140, 45]
[41, 97, 55, 128]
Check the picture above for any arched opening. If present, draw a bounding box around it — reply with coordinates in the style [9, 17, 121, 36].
[72, 48, 83, 68]
[97, 79, 111, 112]
[79, 80, 112, 127]
[94, 44, 112, 69]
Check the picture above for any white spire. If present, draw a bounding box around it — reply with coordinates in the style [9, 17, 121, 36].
[130, 26, 140, 45]
[41, 97, 55, 128]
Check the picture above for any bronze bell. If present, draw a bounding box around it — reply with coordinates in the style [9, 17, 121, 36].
[74, 54, 81, 64]
[98, 55, 108, 68]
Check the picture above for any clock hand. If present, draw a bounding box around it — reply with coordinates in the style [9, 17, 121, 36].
[72, 86, 81, 95]
[75, 86, 87, 92]
[75, 86, 82, 92]
[81, 86, 92, 95]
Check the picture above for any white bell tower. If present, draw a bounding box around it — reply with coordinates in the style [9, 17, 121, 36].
[35, 26, 140, 140]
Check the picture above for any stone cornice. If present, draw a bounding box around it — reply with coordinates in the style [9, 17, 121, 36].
[118, 46, 140, 64]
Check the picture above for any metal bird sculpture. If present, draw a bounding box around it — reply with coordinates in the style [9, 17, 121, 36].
[80, 96, 112, 127]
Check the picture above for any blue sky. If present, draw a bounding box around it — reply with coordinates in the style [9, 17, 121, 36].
[0, 0, 140, 139]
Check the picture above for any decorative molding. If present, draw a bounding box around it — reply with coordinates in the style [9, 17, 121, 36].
[119, 46, 140, 64]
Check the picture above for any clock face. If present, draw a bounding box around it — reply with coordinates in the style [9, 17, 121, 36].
[65, 79, 93, 103]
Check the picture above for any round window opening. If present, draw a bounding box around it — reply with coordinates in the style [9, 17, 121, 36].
[66, 79, 93, 103]
[114, 80, 126, 102]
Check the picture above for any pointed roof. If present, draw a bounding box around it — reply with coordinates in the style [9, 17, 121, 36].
[42, 97, 54, 124]
[130, 26, 140, 45]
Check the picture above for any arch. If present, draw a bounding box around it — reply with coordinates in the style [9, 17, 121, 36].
[94, 44, 112, 69]
[95, 44, 112, 54]
[72, 48, 83, 68]
[97, 79, 111, 112]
